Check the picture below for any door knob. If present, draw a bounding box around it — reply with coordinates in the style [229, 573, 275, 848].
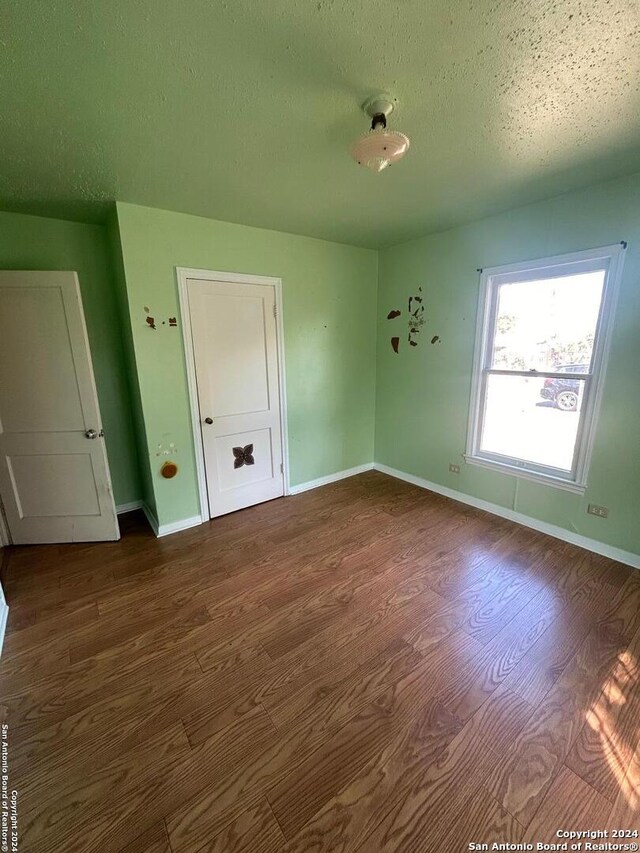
[85, 428, 99, 439]
[204, 417, 213, 425]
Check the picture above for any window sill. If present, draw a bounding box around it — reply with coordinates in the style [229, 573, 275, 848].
[463, 454, 587, 494]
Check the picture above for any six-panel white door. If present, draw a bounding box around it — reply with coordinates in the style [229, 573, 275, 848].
[0, 271, 119, 544]
[187, 278, 284, 517]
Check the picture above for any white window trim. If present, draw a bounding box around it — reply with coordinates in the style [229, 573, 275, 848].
[465, 243, 626, 493]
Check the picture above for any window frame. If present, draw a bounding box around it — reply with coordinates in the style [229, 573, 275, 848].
[465, 243, 626, 493]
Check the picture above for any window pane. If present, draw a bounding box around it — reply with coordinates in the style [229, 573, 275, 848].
[490, 271, 605, 372]
[479, 374, 585, 472]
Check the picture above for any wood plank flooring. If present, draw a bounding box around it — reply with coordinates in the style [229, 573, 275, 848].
[1, 471, 639, 852]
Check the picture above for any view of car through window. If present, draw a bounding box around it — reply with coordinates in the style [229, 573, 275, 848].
[540, 363, 590, 412]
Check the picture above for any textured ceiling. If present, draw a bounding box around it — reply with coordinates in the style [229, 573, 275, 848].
[2, 0, 640, 247]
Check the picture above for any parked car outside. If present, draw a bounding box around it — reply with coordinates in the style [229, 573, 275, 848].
[539, 363, 589, 411]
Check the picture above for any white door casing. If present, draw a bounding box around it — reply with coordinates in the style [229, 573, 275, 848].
[0, 271, 119, 544]
[186, 276, 285, 518]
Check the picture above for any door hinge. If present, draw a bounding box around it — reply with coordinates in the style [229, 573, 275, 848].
[280, 462, 283, 473]
[273, 303, 277, 318]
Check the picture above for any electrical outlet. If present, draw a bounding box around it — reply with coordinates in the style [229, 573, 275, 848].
[587, 503, 609, 519]
[449, 463, 460, 474]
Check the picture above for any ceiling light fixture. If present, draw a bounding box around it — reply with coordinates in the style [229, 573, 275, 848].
[350, 95, 410, 173]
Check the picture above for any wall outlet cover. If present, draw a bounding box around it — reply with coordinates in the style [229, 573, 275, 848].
[587, 503, 609, 519]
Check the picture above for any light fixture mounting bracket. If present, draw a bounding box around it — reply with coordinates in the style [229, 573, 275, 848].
[362, 95, 397, 121]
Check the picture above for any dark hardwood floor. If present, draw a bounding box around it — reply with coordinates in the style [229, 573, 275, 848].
[1, 471, 638, 852]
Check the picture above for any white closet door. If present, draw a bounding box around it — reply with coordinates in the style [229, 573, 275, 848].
[188, 278, 284, 517]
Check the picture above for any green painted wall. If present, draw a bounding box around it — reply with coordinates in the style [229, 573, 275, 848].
[115, 202, 378, 527]
[0, 210, 141, 506]
[3, 182, 635, 555]
[375, 172, 640, 557]
[106, 210, 155, 518]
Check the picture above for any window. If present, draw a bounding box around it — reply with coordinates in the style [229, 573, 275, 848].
[465, 244, 625, 492]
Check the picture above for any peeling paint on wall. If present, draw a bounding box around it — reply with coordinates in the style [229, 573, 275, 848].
[144, 306, 179, 330]
[386, 286, 437, 353]
[155, 440, 177, 456]
[408, 287, 425, 346]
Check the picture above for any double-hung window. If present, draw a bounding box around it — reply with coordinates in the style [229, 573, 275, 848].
[465, 244, 625, 492]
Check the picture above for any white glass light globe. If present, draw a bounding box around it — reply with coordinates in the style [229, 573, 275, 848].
[350, 126, 410, 173]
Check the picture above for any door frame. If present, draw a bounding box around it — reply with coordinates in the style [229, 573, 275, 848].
[176, 267, 290, 524]
[0, 501, 10, 546]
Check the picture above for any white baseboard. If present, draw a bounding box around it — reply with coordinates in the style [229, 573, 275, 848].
[0, 606, 7, 658]
[288, 463, 374, 496]
[116, 500, 143, 514]
[157, 516, 202, 538]
[142, 503, 201, 538]
[140, 461, 376, 538]
[374, 463, 640, 570]
[136, 464, 375, 538]
[0, 581, 7, 657]
[122, 463, 639, 568]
